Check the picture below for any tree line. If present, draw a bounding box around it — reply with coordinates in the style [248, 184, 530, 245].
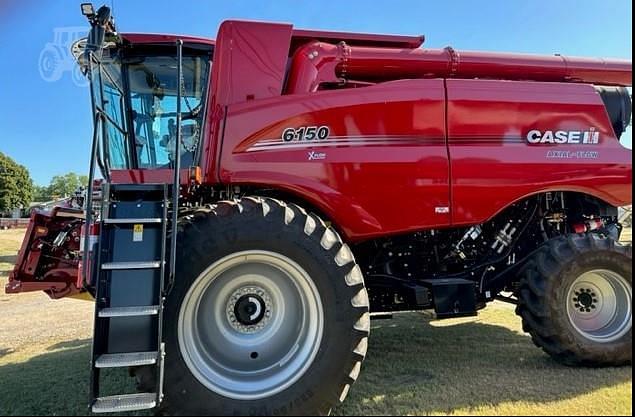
[33, 172, 89, 202]
[0, 151, 87, 214]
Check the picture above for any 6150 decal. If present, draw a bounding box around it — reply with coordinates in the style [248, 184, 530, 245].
[282, 126, 330, 142]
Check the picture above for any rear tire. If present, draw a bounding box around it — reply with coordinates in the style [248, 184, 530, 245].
[159, 197, 369, 415]
[516, 234, 632, 366]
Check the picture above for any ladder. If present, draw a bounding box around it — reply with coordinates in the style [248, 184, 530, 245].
[82, 39, 185, 413]
[89, 183, 169, 413]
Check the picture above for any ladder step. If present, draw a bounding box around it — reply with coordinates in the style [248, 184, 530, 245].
[92, 393, 157, 413]
[98, 305, 160, 318]
[103, 218, 163, 224]
[102, 261, 162, 270]
[95, 351, 158, 368]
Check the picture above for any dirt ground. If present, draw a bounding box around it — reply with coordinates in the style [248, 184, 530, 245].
[0, 230, 92, 358]
[0, 228, 632, 415]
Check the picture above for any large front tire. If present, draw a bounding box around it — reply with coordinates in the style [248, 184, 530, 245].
[160, 198, 369, 415]
[516, 234, 632, 366]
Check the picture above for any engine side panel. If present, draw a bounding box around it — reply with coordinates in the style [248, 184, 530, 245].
[218, 79, 450, 241]
[219, 78, 632, 241]
[447, 80, 632, 226]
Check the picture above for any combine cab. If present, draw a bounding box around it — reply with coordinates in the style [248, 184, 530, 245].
[7, 3, 632, 415]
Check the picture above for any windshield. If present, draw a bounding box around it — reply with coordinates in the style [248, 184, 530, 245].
[89, 47, 211, 171]
[128, 55, 209, 168]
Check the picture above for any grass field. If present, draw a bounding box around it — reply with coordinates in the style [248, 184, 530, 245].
[0, 228, 632, 416]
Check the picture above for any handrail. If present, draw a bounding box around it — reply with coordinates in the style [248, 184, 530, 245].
[82, 84, 104, 286]
[168, 39, 184, 291]
[81, 51, 113, 287]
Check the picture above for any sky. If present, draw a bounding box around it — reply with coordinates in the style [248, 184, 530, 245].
[0, 0, 632, 185]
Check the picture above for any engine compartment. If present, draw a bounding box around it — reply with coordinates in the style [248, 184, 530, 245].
[353, 192, 622, 313]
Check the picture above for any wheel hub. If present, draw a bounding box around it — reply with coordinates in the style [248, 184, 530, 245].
[226, 286, 272, 333]
[566, 269, 632, 343]
[572, 287, 599, 313]
[235, 294, 265, 325]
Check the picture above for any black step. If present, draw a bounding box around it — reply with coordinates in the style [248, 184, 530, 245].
[101, 261, 162, 270]
[95, 351, 158, 368]
[103, 218, 163, 224]
[98, 305, 160, 318]
[92, 393, 157, 413]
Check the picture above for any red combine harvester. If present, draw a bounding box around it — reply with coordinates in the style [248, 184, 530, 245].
[7, 4, 632, 415]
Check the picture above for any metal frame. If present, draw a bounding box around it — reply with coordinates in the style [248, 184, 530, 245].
[169, 40, 183, 291]
[82, 51, 106, 289]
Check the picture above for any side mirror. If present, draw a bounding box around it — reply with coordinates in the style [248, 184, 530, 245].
[95, 5, 112, 26]
[84, 5, 112, 59]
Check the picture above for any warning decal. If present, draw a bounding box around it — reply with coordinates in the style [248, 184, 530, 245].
[133, 224, 144, 242]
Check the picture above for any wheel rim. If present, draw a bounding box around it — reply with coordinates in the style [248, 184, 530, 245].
[566, 269, 632, 343]
[178, 250, 324, 400]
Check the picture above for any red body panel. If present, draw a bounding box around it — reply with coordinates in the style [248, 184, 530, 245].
[220, 79, 450, 240]
[218, 77, 632, 240]
[110, 169, 195, 185]
[446, 79, 632, 225]
[211, 21, 293, 106]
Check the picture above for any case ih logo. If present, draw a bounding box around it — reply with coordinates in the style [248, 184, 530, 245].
[526, 128, 600, 144]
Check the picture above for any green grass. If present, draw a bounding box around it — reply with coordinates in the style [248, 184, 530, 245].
[0, 229, 631, 415]
[334, 309, 632, 416]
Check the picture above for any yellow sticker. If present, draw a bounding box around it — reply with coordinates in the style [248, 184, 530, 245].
[133, 224, 143, 242]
